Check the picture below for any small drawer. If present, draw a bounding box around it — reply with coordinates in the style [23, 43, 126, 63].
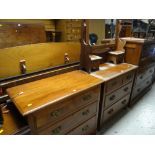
[146, 66, 154, 77]
[33, 86, 100, 129]
[103, 94, 130, 122]
[68, 116, 96, 135]
[105, 77, 123, 94]
[122, 71, 134, 84]
[37, 102, 97, 135]
[105, 82, 132, 108]
[132, 76, 152, 99]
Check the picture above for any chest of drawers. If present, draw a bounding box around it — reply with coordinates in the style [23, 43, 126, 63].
[6, 70, 102, 135]
[91, 63, 137, 129]
[121, 38, 155, 104]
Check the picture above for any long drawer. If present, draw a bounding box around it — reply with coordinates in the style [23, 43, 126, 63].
[136, 66, 154, 86]
[103, 94, 130, 122]
[132, 75, 152, 99]
[67, 116, 96, 135]
[105, 82, 132, 109]
[33, 86, 100, 129]
[37, 102, 97, 135]
[105, 71, 134, 94]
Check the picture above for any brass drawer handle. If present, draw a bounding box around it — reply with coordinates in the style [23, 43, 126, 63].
[108, 108, 114, 114]
[82, 109, 90, 116]
[52, 126, 62, 134]
[122, 99, 127, 104]
[109, 95, 115, 101]
[50, 110, 60, 118]
[82, 125, 89, 131]
[82, 94, 92, 101]
[124, 87, 129, 92]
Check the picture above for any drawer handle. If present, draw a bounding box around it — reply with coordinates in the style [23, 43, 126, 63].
[52, 126, 61, 134]
[50, 110, 60, 118]
[82, 109, 90, 115]
[108, 108, 114, 114]
[140, 75, 143, 79]
[149, 70, 153, 73]
[124, 87, 129, 92]
[82, 125, 89, 131]
[146, 81, 150, 84]
[122, 99, 127, 104]
[109, 95, 116, 101]
[82, 94, 92, 101]
[137, 88, 141, 92]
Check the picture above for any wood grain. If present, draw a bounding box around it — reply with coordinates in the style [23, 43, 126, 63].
[7, 70, 102, 116]
[0, 42, 80, 78]
[91, 63, 138, 81]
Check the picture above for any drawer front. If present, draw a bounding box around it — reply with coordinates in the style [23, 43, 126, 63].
[122, 71, 134, 84]
[103, 94, 130, 122]
[34, 86, 100, 129]
[146, 66, 154, 77]
[132, 76, 152, 99]
[105, 77, 123, 94]
[38, 102, 97, 135]
[136, 67, 154, 85]
[105, 82, 132, 109]
[68, 116, 96, 135]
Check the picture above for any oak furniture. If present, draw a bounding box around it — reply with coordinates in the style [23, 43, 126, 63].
[6, 70, 102, 135]
[121, 37, 155, 104]
[91, 63, 137, 129]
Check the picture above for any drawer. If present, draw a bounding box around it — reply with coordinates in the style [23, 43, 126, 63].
[37, 102, 97, 135]
[122, 71, 134, 84]
[68, 116, 96, 135]
[33, 86, 100, 129]
[146, 66, 154, 77]
[105, 82, 132, 109]
[103, 94, 130, 122]
[105, 76, 123, 94]
[132, 76, 152, 99]
[136, 67, 154, 85]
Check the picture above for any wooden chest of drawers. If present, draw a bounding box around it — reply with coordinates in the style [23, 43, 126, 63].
[6, 70, 102, 135]
[121, 38, 155, 104]
[91, 63, 137, 129]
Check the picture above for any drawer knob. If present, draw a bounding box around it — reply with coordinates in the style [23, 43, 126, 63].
[140, 75, 143, 79]
[52, 126, 61, 134]
[82, 94, 91, 101]
[122, 99, 127, 104]
[82, 125, 89, 131]
[149, 70, 153, 73]
[82, 109, 89, 115]
[108, 109, 114, 114]
[146, 81, 150, 84]
[124, 87, 129, 92]
[109, 95, 115, 101]
[51, 110, 60, 118]
[137, 88, 141, 92]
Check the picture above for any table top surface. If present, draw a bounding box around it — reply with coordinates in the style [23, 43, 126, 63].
[7, 70, 102, 116]
[91, 63, 138, 81]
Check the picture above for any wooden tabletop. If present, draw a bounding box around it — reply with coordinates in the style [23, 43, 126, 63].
[91, 63, 138, 81]
[7, 70, 102, 116]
